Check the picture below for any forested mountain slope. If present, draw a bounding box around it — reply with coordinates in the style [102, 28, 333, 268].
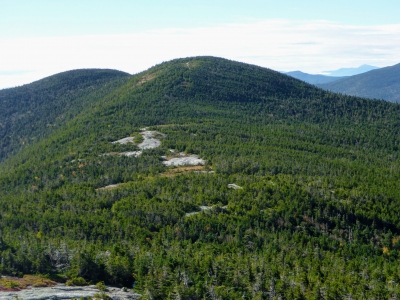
[0, 69, 131, 162]
[317, 63, 400, 102]
[1, 57, 400, 299]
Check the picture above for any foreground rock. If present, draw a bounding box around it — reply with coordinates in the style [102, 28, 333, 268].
[0, 284, 141, 300]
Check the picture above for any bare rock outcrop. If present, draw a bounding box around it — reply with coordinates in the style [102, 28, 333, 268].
[163, 154, 205, 166]
[0, 284, 140, 300]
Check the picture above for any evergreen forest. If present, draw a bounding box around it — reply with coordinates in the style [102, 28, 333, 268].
[1, 56, 400, 299]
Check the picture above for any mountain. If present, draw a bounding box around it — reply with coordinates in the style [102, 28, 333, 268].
[1, 56, 400, 298]
[317, 62, 400, 102]
[0, 69, 130, 162]
[324, 64, 379, 76]
[284, 70, 344, 84]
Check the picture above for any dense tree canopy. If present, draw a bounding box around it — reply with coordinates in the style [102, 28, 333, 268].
[1, 57, 400, 299]
[0, 69, 130, 163]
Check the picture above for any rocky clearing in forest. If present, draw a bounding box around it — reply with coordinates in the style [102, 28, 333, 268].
[111, 128, 163, 157]
[98, 126, 209, 191]
[162, 153, 205, 166]
[110, 128, 206, 165]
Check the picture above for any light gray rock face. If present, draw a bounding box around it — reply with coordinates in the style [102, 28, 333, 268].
[119, 151, 142, 157]
[185, 205, 228, 217]
[112, 137, 135, 145]
[163, 155, 205, 166]
[227, 183, 242, 190]
[185, 205, 213, 217]
[0, 284, 140, 300]
[137, 131, 162, 150]
[116, 130, 162, 157]
[98, 184, 120, 190]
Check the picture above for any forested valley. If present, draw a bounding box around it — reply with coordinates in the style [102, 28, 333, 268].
[1, 57, 400, 299]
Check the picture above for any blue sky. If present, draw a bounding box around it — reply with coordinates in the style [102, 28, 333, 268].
[1, 0, 400, 88]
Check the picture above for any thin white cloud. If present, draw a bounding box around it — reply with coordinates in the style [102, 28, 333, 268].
[1, 19, 400, 89]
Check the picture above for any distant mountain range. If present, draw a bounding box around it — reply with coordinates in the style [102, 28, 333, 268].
[285, 63, 400, 102]
[284, 65, 379, 85]
[284, 71, 344, 85]
[323, 64, 379, 77]
[317, 63, 400, 102]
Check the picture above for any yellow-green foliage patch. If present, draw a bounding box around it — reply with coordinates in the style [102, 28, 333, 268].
[0, 275, 56, 289]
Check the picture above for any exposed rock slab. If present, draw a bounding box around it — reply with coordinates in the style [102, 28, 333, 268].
[119, 151, 142, 157]
[111, 129, 163, 157]
[163, 155, 205, 166]
[112, 137, 135, 145]
[0, 284, 140, 300]
[228, 183, 242, 190]
[97, 184, 120, 190]
[185, 205, 213, 217]
[185, 205, 227, 217]
[138, 131, 162, 150]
